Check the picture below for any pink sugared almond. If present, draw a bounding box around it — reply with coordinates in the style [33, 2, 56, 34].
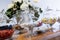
[37, 22, 42, 27]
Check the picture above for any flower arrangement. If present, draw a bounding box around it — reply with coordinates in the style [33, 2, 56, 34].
[5, 0, 23, 18]
[5, 0, 43, 22]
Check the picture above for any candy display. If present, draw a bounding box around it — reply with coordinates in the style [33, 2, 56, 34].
[0, 25, 14, 40]
[0, 29, 14, 39]
[42, 18, 56, 24]
[48, 18, 56, 24]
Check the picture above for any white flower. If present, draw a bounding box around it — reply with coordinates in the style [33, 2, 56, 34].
[33, 0, 39, 3]
[8, 3, 14, 8]
[20, 3, 28, 10]
[12, 0, 22, 3]
[23, 0, 28, 3]
[27, 2, 31, 5]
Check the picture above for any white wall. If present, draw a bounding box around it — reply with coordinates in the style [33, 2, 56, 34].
[0, 0, 11, 12]
[30, 0, 60, 10]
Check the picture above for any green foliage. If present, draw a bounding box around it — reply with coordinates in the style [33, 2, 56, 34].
[5, 1, 23, 19]
[39, 8, 43, 13]
[29, 5, 34, 10]
[34, 11, 39, 18]
[5, 8, 13, 18]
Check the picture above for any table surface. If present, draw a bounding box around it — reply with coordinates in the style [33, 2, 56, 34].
[16, 31, 60, 40]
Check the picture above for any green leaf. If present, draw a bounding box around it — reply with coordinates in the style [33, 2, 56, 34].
[29, 5, 34, 10]
[34, 11, 39, 18]
[39, 8, 43, 13]
[5, 8, 13, 18]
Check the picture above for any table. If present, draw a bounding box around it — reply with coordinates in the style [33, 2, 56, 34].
[16, 32, 54, 40]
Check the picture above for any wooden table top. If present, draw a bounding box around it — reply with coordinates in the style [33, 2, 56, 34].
[16, 31, 60, 40]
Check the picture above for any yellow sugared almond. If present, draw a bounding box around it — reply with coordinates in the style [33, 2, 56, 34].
[48, 18, 56, 24]
[33, 0, 39, 3]
[42, 18, 48, 23]
[42, 18, 56, 24]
